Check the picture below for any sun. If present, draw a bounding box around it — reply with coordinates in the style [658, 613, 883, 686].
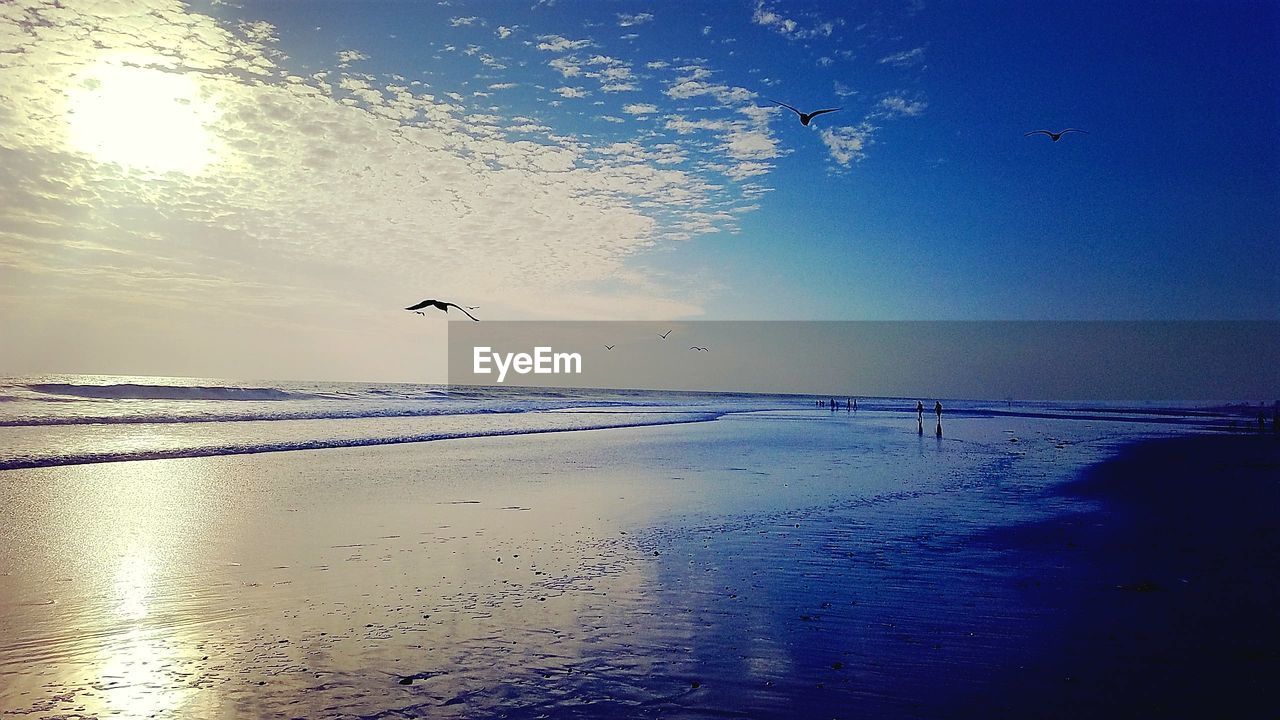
[66, 56, 220, 175]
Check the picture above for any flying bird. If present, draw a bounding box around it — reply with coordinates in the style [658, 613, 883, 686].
[404, 299, 480, 321]
[690, 346, 709, 352]
[604, 345, 615, 351]
[1024, 128, 1088, 142]
[659, 330, 673, 339]
[771, 100, 841, 126]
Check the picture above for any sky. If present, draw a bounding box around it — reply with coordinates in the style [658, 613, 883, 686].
[0, 0, 1276, 382]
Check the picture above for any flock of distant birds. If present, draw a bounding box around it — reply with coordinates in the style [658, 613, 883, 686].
[403, 99, 1087, 338]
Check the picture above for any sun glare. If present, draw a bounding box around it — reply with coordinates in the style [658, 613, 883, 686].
[66, 56, 219, 175]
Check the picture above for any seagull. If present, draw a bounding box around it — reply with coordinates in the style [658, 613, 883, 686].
[659, 330, 673, 339]
[689, 346, 709, 352]
[404, 299, 480, 321]
[1024, 128, 1088, 142]
[771, 100, 841, 126]
[604, 345, 615, 351]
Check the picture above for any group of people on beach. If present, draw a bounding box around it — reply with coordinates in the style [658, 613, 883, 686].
[815, 397, 858, 411]
[917, 400, 943, 437]
[813, 397, 946, 437]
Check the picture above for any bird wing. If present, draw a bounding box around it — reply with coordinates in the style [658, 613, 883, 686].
[405, 300, 434, 310]
[808, 108, 841, 118]
[1024, 130, 1053, 138]
[605, 345, 614, 350]
[1061, 128, 1088, 135]
[443, 303, 480, 321]
[770, 100, 803, 116]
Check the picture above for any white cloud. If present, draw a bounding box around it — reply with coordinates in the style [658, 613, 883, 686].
[878, 96, 926, 117]
[623, 103, 659, 115]
[536, 34, 591, 52]
[449, 16, 481, 27]
[0, 0, 765, 381]
[553, 86, 588, 98]
[495, 25, 514, 39]
[878, 47, 925, 67]
[617, 12, 653, 27]
[751, 1, 837, 40]
[336, 49, 367, 67]
[488, 82, 517, 90]
[548, 53, 637, 93]
[820, 123, 876, 166]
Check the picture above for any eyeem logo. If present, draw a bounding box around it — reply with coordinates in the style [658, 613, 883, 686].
[473, 346, 583, 383]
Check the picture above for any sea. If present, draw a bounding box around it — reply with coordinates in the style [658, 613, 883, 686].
[0, 374, 1245, 470]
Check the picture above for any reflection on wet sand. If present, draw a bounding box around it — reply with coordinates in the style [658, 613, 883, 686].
[1, 412, 1160, 718]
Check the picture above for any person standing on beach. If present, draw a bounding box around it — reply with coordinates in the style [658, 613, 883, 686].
[935, 401, 943, 437]
[916, 401, 924, 434]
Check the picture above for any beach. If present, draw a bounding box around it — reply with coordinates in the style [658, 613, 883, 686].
[1, 404, 1276, 718]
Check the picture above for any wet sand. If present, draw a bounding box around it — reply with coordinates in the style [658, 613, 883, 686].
[976, 434, 1280, 718]
[1, 412, 1275, 718]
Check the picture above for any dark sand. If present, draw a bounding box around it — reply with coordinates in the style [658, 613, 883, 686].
[972, 434, 1280, 718]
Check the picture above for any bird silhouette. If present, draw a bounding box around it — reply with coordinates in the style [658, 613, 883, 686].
[604, 345, 615, 351]
[659, 330, 673, 339]
[689, 346, 709, 352]
[771, 100, 841, 126]
[404, 299, 480, 321]
[1024, 128, 1088, 142]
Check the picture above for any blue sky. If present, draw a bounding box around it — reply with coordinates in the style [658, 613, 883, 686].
[0, 0, 1276, 379]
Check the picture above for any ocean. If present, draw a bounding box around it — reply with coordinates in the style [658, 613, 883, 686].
[0, 375, 1240, 470]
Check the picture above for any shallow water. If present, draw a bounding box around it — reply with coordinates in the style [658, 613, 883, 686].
[0, 410, 1194, 718]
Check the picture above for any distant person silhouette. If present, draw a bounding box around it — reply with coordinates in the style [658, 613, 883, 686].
[935, 401, 943, 437]
[916, 401, 924, 433]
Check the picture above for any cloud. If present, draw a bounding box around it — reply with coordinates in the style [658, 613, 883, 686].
[553, 86, 588, 98]
[536, 34, 591, 52]
[336, 49, 367, 67]
[751, 1, 837, 40]
[660, 65, 784, 179]
[449, 16, 481, 27]
[623, 103, 658, 115]
[488, 82, 517, 90]
[878, 47, 925, 67]
[617, 13, 654, 27]
[547, 53, 638, 93]
[495, 25, 515, 39]
[878, 96, 926, 117]
[0, 0, 761, 379]
[820, 123, 876, 166]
